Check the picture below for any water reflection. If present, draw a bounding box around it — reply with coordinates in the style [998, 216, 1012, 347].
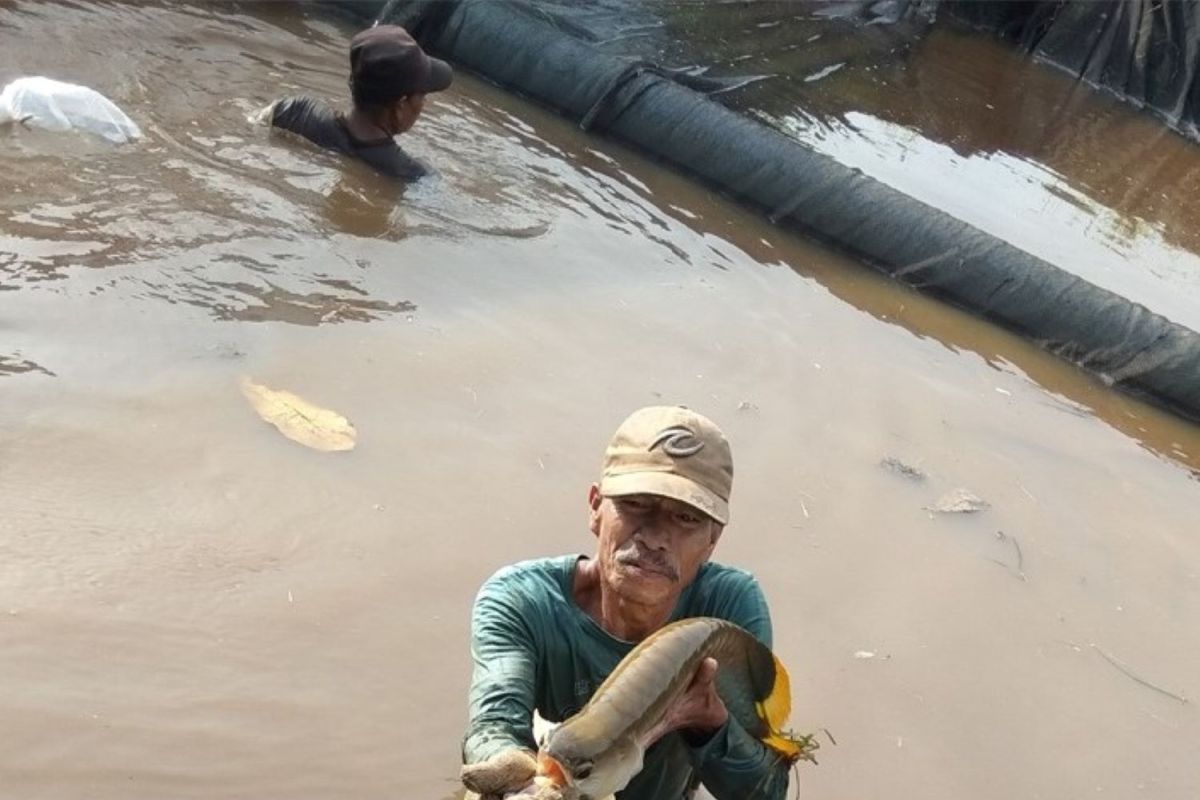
[512, 4, 1200, 329]
[792, 26, 1200, 258]
[754, 108, 1200, 331]
[194, 281, 415, 326]
[520, 105, 1200, 478]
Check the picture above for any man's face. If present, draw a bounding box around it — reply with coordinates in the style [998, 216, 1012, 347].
[589, 484, 722, 608]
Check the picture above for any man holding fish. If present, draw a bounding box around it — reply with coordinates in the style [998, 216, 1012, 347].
[461, 406, 805, 799]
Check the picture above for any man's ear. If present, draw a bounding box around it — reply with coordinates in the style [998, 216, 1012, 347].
[588, 483, 603, 537]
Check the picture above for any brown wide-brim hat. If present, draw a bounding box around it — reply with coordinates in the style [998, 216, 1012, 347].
[599, 406, 733, 524]
[350, 25, 453, 101]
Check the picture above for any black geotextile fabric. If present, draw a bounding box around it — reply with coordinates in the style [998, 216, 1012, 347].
[325, 0, 1200, 421]
[948, 1, 1200, 139]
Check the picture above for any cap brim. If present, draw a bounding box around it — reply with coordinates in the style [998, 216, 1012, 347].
[418, 56, 453, 93]
[600, 471, 729, 525]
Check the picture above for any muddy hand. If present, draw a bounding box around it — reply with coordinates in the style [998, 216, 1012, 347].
[461, 748, 585, 800]
[461, 749, 538, 797]
[643, 656, 728, 746]
[462, 785, 571, 800]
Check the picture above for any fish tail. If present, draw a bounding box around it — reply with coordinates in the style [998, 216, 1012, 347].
[754, 653, 807, 762]
[760, 652, 793, 725]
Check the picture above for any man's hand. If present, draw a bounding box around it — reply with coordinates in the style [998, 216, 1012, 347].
[462, 777, 572, 800]
[461, 749, 537, 798]
[645, 656, 729, 746]
[461, 749, 580, 799]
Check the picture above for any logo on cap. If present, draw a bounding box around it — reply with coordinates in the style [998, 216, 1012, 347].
[649, 425, 704, 458]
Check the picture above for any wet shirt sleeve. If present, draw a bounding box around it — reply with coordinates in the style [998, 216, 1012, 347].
[688, 571, 791, 800]
[270, 96, 340, 149]
[270, 95, 429, 183]
[462, 571, 541, 764]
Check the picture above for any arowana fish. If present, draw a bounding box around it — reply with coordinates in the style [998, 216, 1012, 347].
[534, 617, 812, 799]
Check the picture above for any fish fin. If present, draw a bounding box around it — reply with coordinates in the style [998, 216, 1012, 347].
[754, 653, 802, 761]
[536, 752, 569, 788]
[757, 653, 792, 729]
[759, 730, 803, 761]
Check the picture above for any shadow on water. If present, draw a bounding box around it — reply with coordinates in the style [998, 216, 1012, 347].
[188, 280, 415, 326]
[323, 176, 408, 239]
[0, 354, 55, 377]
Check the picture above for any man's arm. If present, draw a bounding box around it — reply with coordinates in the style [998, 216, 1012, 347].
[462, 572, 540, 764]
[688, 574, 792, 800]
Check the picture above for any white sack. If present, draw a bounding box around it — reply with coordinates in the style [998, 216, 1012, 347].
[0, 76, 141, 144]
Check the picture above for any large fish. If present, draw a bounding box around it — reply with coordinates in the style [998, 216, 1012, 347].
[533, 617, 810, 800]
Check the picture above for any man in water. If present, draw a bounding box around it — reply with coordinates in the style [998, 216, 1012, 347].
[267, 25, 451, 180]
[462, 406, 791, 799]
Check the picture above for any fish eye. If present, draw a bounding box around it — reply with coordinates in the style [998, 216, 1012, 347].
[573, 761, 593, 780]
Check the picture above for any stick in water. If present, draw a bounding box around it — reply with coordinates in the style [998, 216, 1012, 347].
[1092, 645, 1188, 704]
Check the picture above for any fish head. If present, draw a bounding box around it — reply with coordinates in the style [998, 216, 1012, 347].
[539, 727, 643, 800]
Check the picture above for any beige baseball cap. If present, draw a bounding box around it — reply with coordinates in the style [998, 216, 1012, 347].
[599, 406, 733, 524]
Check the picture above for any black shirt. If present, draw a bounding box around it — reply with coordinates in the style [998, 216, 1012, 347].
[270, 96, 428, 182]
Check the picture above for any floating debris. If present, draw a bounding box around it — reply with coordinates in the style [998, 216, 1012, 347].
[929, 488, 989, 514]
[880, 456, 925, 481]
[990, 530, 1027, 581]
[804, 62, 845, 83]
[240, 377, 357, 452]
[1092, 645, 1189, 704]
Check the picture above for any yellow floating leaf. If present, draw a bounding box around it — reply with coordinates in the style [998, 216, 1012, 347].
[240, 377, 356, 452]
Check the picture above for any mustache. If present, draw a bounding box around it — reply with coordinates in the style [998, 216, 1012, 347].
[615, 543, 680, 580]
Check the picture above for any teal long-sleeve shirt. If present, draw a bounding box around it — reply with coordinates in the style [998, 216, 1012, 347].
[462, 555, 792, 800]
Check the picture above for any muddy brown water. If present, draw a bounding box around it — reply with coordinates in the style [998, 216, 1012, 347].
[1, 2, 1198, 799]
[749, 23, 1200, 333]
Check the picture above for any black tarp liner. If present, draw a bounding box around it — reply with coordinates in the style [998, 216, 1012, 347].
[365, 1, 1200, 144]
[948, 1, 1200, 140]
[325, 0, 1200, 422]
